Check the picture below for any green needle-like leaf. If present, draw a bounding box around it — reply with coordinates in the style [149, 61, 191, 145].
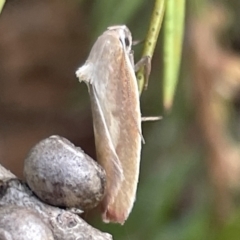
[163, 0, 186, 110]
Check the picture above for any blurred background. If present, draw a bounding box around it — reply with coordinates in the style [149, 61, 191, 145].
[1, 0, 240, 239]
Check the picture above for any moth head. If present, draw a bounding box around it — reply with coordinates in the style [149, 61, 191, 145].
[107, 25, 132, 53]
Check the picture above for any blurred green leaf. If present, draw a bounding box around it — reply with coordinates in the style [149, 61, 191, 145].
[216, 209, 240, 240]
[91, 0, 146, 38]
[163, 0, 186, 110]
[0, 0, 5, 14]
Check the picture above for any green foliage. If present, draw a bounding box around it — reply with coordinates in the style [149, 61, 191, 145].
[0, 0, 5, 13]
[163, 0, 185, 110]
[90, 0, 146, 39]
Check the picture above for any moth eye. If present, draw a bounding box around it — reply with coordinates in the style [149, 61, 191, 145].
[124, 37, 130, 47]
[119, 35, 131, 49]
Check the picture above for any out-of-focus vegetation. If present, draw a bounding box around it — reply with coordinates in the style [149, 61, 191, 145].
[163, 0, 185, 110]
[0, 0, 5, 13]
[1, 0, 240, 239]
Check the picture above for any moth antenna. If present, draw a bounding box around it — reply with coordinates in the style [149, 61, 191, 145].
[132, 39, 144, 46]
[141, 116, 163, 121]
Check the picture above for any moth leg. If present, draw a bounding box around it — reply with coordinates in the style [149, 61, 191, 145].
[135, 56, 151, 90]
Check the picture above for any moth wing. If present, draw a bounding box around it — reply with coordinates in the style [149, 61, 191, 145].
[90, 35, 142, 224]
[89, 83, 124, 183]
[77, 31, 142, 224]
[103, 50, 142, 224]
[87, 35, 126, 211]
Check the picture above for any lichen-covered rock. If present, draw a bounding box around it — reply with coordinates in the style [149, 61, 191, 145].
[24, 135, 106, 211]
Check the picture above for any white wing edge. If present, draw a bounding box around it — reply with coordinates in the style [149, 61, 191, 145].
[91, 84, 124, 180]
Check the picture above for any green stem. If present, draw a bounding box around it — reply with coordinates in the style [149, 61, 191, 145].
[137, 0, 165, 94]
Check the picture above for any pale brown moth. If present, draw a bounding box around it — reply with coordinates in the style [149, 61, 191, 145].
[76, 25, 142, 224]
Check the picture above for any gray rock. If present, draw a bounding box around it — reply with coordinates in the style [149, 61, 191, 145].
[24, 135, 106, 211]
[0, 205, 54, 240]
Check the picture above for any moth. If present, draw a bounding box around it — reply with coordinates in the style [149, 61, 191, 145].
[76, 25, 142, 224]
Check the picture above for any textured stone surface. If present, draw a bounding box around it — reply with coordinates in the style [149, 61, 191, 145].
[0, 178, 112, 240]
[24, 135, 106, 210]
[0, 205, 54, 240]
